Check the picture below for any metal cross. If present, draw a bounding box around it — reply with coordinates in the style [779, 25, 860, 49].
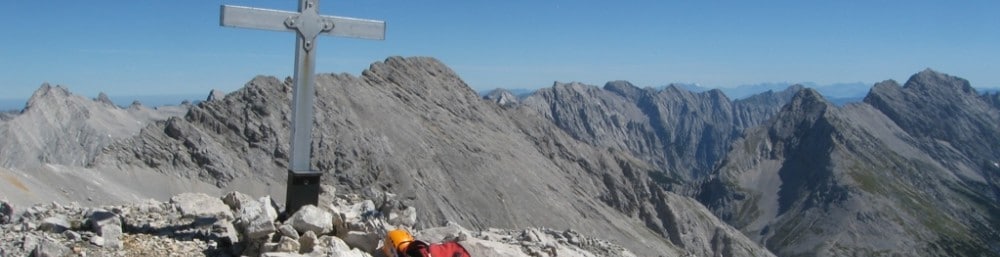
[220, 0, 385, 215]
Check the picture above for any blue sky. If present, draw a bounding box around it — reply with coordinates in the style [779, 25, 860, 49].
[1, 0, 998, 102]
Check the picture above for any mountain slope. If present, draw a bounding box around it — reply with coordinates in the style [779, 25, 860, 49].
[93, 56, 771, 256]
[0, 84, 185, 169]
[520, 81, 801, 183]
[701, 72, 1000, 256]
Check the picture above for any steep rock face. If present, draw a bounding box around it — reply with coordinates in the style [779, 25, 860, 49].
[865, 69, 1000, 194]
[704, 86, 1000, 256]
[95, 56, 770, 256]
[0, 84, 184, 169]
[986, 91, 1000, 109]
[520, 81, 800, 182]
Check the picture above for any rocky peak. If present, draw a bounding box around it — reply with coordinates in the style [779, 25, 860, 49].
[864, 69, 1000, 166]
[482, 88, 518, 107]
[905, 68, 977, 96]
[95, 92, 114, 106]
[603, 80, 643, 100]
[766, 88, 833, 148]
[25, 83, 72, 111]
[206, 89, 226, 102]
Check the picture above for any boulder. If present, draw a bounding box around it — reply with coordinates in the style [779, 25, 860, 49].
[276, 236, 301, 253]
[86, 209, 123, 249]
[89, 236, 105, 247]
[63, 230, 81, 241]
[298, 231, 318, 254]
[224, 191, 278, 240]
[213, 220, 239, 246]
[313, 236, 373, 257]
[342, 231, 380, 253]
[243, 214, 277, 240]
[170, 193, 234, 220]
[0, 200, 12, 224]
[387, 206, 417, 227]
[278, 224, 299, 240]
[334, 200, 376, 233]
[287, 205, 332, 235]
[30, 239, 68, 257]
[38, 216, 69, 233]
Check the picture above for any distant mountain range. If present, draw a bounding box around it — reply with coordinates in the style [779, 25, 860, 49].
[3, 57, 999, 256]
[0, 93, 205, 111]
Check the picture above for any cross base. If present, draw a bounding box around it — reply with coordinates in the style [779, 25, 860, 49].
[285, 170, 322, 216]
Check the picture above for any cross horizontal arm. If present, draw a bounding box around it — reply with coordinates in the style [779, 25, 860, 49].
[220, 5, 386, 40]
[220, 5, 295, 32]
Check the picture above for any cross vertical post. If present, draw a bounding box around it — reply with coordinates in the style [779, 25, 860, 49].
[220, 0, 385, 215]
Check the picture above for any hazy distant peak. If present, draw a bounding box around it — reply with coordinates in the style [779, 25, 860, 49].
[96, 92, 114, 106]
[786, 84, 806, 92]
[483, 88, 518, 107]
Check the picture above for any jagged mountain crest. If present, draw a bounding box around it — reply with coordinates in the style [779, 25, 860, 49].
[92, 56, 771, 256]
[704, 72, 1000, 256]
[521, 80, 802, 183]
[865, 69, 1000, 177]
[0, 83, 184, 169]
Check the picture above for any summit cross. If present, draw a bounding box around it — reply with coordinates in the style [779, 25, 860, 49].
[219, 0, 385, 215]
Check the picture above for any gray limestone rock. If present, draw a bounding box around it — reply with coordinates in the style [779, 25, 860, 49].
[278, 224, 299, 240]
[275, 236, 300, 253]
[342, 231, 379, 253]
[87, 209, 123, 249]
[170, 193, 234, 220]
[224, 191, 278, 240]
[30, 239, 67, 257]
[387, 206, 417, 227]
[38, 216, 69, 233]
[298, 231, 317, 254]
[89, 236, 104, 247]
[62, 230, 80, 241]
[287, 205, 332, 235]
[0, 200, 11, 224]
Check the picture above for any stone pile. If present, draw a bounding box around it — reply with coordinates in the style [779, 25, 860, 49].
[0, 188, 636, 257]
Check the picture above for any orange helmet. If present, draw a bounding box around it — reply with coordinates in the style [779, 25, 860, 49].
[383, 229, 414, 257]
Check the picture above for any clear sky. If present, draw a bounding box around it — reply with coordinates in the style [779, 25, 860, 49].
[1, 0, 998, 100]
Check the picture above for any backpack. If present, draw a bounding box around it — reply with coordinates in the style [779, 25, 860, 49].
[405, 241, 471, 257]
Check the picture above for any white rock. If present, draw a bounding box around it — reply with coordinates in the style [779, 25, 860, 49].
[287, 205, 333, 235]
[170, 193, 234, 220]
[279, 224, 299, 240]
[343, 231, 380, 253]
[260, 196, 279, 221]
[276, 236, 301, 253]
[90, 236, 105, 247]
[388, 206, 417, 227]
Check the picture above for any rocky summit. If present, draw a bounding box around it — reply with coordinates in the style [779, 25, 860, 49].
[2, 56, 999, 257]
[0, 189, 640, 257]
